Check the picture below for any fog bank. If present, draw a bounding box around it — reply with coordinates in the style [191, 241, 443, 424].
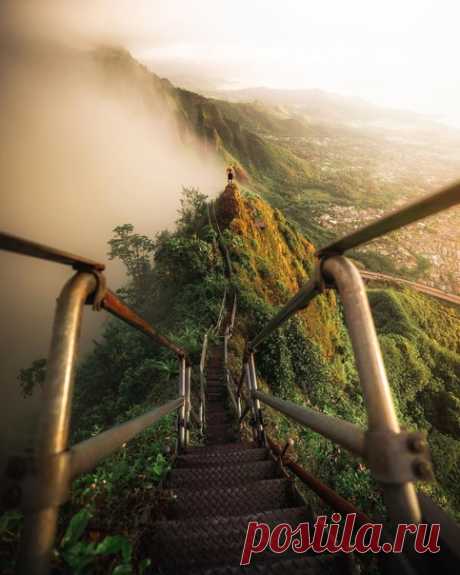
[0, 11, 223, 454]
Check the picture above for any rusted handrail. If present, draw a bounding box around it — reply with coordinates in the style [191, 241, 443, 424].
[213, 288, 227, 335]
[103, 290, 187, 359]
[0, 230, 105, 271]
[247, 256, 425, 523]
[267, 436, 371, 526]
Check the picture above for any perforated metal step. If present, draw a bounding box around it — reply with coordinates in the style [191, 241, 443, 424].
[181, 555, 346, 575]
[167, 478, 300, 519]
[186, 443, 254, 454]
[176, 447, 269, 468]
[169, 460, 281, 489]
[148, 507, 314, 569]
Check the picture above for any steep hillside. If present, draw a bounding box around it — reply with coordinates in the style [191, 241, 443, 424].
[214, 186, 460, 521]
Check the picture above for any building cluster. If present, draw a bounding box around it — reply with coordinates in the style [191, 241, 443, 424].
[318, 206, 460, 294]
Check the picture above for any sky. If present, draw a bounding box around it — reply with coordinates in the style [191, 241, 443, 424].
[2, 1, 460, 125]
[138, 0, 460, 126]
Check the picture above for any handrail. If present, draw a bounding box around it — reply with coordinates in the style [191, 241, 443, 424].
[317, 180, 460, 256]
[360, 269, 460, 306]
[251, 181, 460, 350]
[0, 230, 105, 271]
[213, 287, 227, 334]
[267, 436, 371, 526]
[247, 256, 423, 523]
[249, 276, 318, 352]
[227, 292, 237, 335]
[103, 290, 187, 359]
[0, 233, 192, 575]
[71, 398, 184, 477]
[255, 391, 365, 456]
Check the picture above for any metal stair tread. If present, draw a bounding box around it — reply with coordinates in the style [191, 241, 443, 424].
[148, 507, 314, 568]
[153, 554, 343, 575]
[176, 447, 269, 468]
[168, 460, 281, 489]
[186, 443, 254, 453]
[167, 478, 300, 519]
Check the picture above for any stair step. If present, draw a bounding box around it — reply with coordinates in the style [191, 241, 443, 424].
[183, 555, 345, 575]
[206, 432, 236, 442]
[206, 437, 237, 447]
[207, 423, 234, 432]
[167, 478, 299, 519]
[206, 433, 237, 443]
[176, 447, 269, 468]
[148, 506, 313, 569]
[206, 434, 238, 445]
[206, 414, 231, 424]
[186, 442, 254, 453]
[169, 460, 281, 489]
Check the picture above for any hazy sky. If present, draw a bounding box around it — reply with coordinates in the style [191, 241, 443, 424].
[6, 0, 457, 125]
[138, 0, 460, 126]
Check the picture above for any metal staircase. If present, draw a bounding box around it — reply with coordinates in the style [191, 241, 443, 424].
[147, 343, 348, 574]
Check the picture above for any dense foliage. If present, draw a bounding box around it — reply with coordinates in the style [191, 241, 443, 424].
[215, 187, 460, 522]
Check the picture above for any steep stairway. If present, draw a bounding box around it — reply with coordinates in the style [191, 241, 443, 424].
[147, 343, 349, 574]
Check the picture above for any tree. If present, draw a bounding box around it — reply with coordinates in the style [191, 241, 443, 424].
[108, 224, 155, 290]
[18, 358, 47, 397]
[176, 187, 208, 236]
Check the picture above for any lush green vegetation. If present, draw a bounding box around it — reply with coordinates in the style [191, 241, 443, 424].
[215, 186, 460, 523]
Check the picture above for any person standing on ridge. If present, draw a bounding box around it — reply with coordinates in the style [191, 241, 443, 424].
[226, 166, 234, 184]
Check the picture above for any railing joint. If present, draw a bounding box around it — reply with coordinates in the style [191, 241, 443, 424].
[84, 269, 108, 311]
[365, 430, 434, 484]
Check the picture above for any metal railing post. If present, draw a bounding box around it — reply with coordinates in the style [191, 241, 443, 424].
[17, 272, 97, 575]
[223, 333, 229, 367]
[244, 363, 258, 443]
[323, 255, 422, 524]
[199, 333, 208, 434]
[184, 365, 192, 448]
[236, 384, 242, 420]
[248, 353, 266, 446]
[177, 357, 186, 451]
